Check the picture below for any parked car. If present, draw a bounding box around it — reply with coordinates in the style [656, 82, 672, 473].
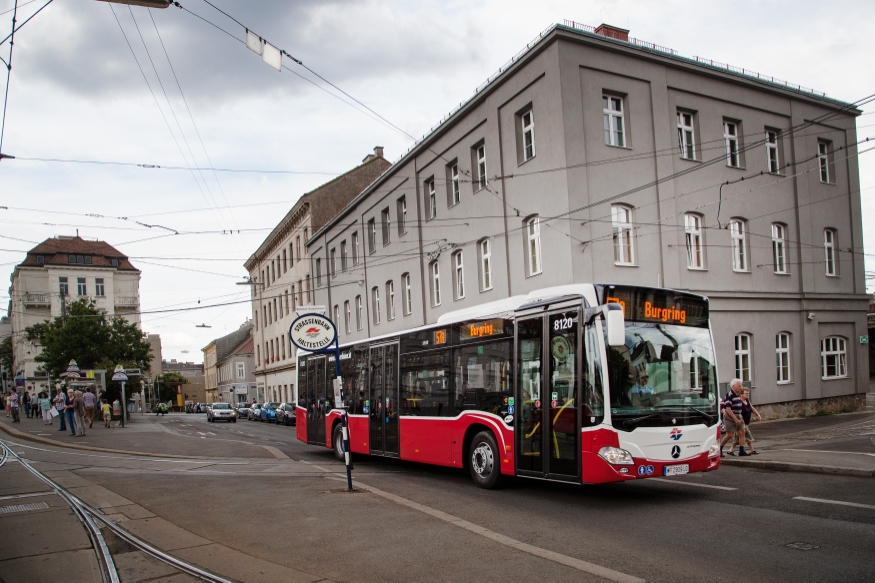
[235, 402, 252, 418]
[275, 403, 296, 426]
[206, 402, 237, 423]
[260, 402, 281, 423]
[247, 403, 262, 421]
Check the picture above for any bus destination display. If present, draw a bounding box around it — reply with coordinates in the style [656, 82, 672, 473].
[604, 286, 708, 327]
[459, 319, 506, 341]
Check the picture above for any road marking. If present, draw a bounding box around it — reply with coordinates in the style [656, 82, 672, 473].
[260, 445, 290, 460]
[334, 477, 644, 583]
[779, 448, 875, 457]
[794, 496, 875, 510]
[648, 478, 736, 490]
[0, 491, 57, 501]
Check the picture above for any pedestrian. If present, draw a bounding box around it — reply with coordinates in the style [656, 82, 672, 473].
[102, 398, 112, 428]
[83, 388, 96, 428]
[72, 390, 86, 437]
[96, 385, 106, 421]
[22, 390, 31, 418]
[39, 391, 53, 425]
[53, 388, 67, 432]
[64, 389, 76, 436]
[9, 388, 20, 422]
[719, 379, 750, 457]
[731, 388, 762, 454]
[4, 392, 10, 417]
[31, 392, 40, 420]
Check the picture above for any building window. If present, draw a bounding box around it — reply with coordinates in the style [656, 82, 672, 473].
[296, 236, 301, 262]
[479, 239, 492, 291]
[282, 250, 287, 272]
[344, 300, 351, 334]
[334, 305, 340, 330]
[603, 95, 624, 147]
[340, 241, 347, 271]
[303, 228, 308, 248]
[453, 251, 465, 300]
[290, 243, 294, 266]
[818, 140, 831, 183]
[59, 276, 68, 296]
[824, 229, 837, 276]
[261, 269, 265, 286]
[397, 197, 407, 235]
[387, 280, 395, 320]
[36, 255, 44, 265]
[521, 109, 535, 161]
[427, 178, 436, 219]
[281, 336, 286, 360]
[306, 274, 311, 303]
[355, 295, 363, 330]
[684, 213, 704, 269]
[734, 333, 752, 382]
[381, 208, 391, 245]
[330, 248, 337, 278]
[285, 289, 290, 314]
[677, 111, 695, 160]
[315, 259, 322, 286]
[278, 296, 282, 319]
[723, 120, 740, 167]
[611, 204, 634, 265]
[256, 345, 260, 365]
[291, 284, 297, 311]
[431, 261, 441, 306]
[449, 163, 460, 206]
[776, 333, 791, 384]
[475, 144, 487, 190]
[526, 216, 542, 276]
[821, 337, 847, 379]
[352, 232, 359, 265]
[110, 258, 119, 267]
[67, 254, 92, 265]
[77, 277, 86, 296]
[368, 218, 377, 254]
[730, 218, 748, 272]
[766, 129, 780, 173]
[402, 272, 412, 315]
[95, 278, 105, 296]
[772, 223, 787, 274]
[372, 287, 381, 325]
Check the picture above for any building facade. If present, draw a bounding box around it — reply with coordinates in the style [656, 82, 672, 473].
[8, 236, 141, 383]
[308, 22, 868, 416]
[216, 337, 256, 404]
[201, 322, 253, 403]
[244, 148, 391, 404]
[161, 360, 206, 404]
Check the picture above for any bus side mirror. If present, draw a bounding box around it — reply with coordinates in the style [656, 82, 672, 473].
[606, 305, 625, 347]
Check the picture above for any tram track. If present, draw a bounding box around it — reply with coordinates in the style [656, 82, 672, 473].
[0, 439, 235, 583]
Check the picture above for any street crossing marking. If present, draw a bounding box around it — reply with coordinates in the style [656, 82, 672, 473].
[793, 496, 875, 510]
[648, 478, 736, 490]
[0, 491, 57, 501]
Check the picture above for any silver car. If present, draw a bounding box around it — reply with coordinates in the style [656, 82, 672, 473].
[207, 402, 237, 423]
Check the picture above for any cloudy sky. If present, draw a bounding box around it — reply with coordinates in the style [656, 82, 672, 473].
[1, 0, 873, 363]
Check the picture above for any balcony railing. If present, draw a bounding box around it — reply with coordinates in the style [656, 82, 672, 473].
[115, 296, 139, 307]
[23, 293, 50, 306]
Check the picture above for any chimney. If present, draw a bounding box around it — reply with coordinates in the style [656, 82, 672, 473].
[594, 23, 629, 42]
[363, 146, 384, 163]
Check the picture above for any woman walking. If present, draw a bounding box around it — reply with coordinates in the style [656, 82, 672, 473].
[72, 390, 86, 437]
[39, 392, 53, 425]
[731, 388, 762, 454]
[64, 389, 76, 436]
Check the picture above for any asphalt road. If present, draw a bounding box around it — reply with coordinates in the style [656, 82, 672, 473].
[7, 414, 875, 583]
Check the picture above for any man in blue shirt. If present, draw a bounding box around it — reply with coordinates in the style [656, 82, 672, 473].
[720, 378, 749, 456]
[628, 372, 655, 405]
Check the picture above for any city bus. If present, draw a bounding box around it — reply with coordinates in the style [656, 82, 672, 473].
[295, 284, 722, 488]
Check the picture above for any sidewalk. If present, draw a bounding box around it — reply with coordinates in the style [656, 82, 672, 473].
[720, 392, 875, 477]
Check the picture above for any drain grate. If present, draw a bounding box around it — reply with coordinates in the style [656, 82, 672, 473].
[786, 542, 819, 551]
[0, 501, 49, 514]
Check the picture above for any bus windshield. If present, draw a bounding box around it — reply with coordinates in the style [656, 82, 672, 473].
[605, 321, 718, 428]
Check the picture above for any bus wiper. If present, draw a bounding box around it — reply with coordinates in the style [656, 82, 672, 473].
[620, 413, 661, 428]
[655, 405, 716, 423]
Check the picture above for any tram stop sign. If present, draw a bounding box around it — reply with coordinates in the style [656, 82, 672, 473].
[111, 365, 129, 382]
[288, 313, 337, 352]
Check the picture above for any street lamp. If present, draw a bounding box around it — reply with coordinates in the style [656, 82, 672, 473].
[94, 0, 171, 7]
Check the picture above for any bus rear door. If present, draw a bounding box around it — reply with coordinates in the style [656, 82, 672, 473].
[305, 355, 327, 446]
[369, 342, 399, 457]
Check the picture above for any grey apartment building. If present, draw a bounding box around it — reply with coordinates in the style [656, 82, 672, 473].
[307, 22, 868, 417]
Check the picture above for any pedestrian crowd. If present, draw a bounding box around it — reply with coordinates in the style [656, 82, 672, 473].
[5, 384, 119, 435]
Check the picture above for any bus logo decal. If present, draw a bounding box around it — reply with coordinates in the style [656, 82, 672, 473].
[671, 445, 681, 459]
[669, 428, 682, 441]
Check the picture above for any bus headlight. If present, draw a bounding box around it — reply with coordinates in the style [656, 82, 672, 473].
[708, 443, 720, 457]
[598, 446, 634, 465]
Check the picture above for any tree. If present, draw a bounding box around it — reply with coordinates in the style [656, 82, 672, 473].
[155, 371, 188, 403]
[25, 299, 152, 382]
[0, 336, 13, 380]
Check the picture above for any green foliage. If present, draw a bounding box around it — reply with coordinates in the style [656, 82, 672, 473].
[0, 336, 13, 378]
[25, 299, 152, 382]
[155, 371, 188, 402]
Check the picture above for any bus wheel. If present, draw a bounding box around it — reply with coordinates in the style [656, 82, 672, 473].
[469, 431, 503, 489]
[333, 424, 345, 462]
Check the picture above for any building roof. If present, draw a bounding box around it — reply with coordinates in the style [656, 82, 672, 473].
[17, 236, 137, 271]
[244, 149, 391, 270]
[218, 337, 253, 364]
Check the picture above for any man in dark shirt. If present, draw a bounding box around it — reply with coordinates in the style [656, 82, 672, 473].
[719, 379, 749, 456]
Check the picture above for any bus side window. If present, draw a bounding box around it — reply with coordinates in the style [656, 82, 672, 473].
[582, 324, 605, 427]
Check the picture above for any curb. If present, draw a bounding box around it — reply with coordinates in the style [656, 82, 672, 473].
[0, 420, 219, 460]
[721, 457, 875, 478]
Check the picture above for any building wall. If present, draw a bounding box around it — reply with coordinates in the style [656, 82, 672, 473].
[308, 25, 867, 411]
[216, 354, 256, 403]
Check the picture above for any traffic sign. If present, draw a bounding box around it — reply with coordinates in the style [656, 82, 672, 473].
[289, 313, 337, 352]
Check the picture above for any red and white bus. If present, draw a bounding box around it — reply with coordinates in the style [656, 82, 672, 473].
[295, 284, 722, 488]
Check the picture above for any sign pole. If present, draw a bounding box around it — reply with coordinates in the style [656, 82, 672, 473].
[332, 335, 352, 491]
[119, 380, 126, 428]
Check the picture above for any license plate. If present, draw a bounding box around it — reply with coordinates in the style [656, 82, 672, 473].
[663, 464, 689, 476]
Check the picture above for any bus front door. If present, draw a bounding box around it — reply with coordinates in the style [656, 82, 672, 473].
[515, 310, 580, 482]
[369, 343, 399, 457]
[306, 355, 327, 446]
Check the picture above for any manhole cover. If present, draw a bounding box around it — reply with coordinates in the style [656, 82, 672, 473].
[0, 501, 49, 514]
[786, 542, 819, 551]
